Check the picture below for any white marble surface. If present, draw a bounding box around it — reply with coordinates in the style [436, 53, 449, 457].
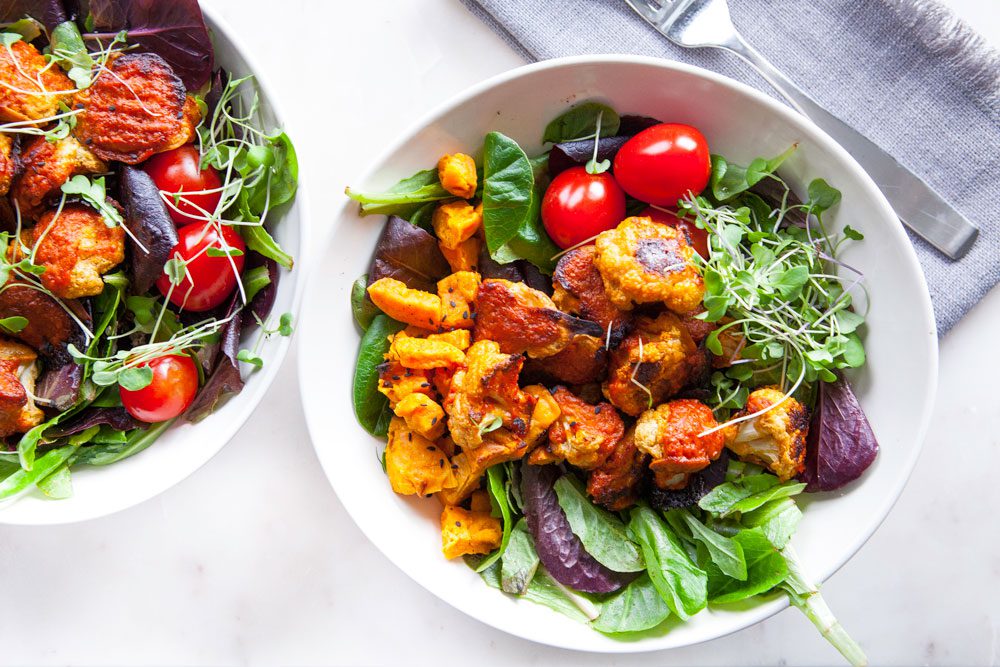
[1, 1, 998, 664]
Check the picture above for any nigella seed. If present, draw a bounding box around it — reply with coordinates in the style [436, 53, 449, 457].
[420, 382, 430, 388]
[392, 375, 401, 381]
[455, 521, 462, 527]
[431, 417, 438, 425]
[594, 406, 602, 414]
[407, 433, 413, 442]
[439, 459, 445, 468]
[449, 301, 457, 308]
[426, 446, 436, 451]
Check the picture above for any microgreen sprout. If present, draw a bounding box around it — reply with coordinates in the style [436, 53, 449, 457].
[236, 312, 294, 371]
[584, 111, 610, 175]
[477, 414, 504, 437]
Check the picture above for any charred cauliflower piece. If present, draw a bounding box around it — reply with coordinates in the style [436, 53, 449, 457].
[594, 216, 705, 315]
[603, 312, 706, 417]
[11, 136, 107, 219]
[74, 53, 200, 164]
[0, 282, 85, 364]
[587, 426, 649, 511]
[474, 278, 602, 359]
[728, 387, 809, 481]
[384, 417, 456, 496]
[437, 153, 478, 199]
[553, 245, 632, 345]
[523, 333, 608, 386]
[18, 204, 125, 299]
[528, 386, 624, 470]
[0, 40, 73, 124]
[440, 505, 501, 559]
[0, 337, 43, 437]
[635, 399, 726, 490]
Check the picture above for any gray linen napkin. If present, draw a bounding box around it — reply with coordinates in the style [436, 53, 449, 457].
[460, 0, 1000, 335]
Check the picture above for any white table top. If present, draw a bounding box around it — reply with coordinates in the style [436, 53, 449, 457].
[2, 1, 998, 665]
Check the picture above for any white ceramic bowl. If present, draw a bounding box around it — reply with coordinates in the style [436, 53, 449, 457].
[299, 55, 937, 652]
[0, 6, 309, 525]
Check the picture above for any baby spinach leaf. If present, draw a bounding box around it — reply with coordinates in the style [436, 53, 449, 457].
[351, 274, 379, 331]
[476, 464, 514, 572]
[628, 506, 707, 620]
[543, 102, 620, 144]
[673, 510, 747, 581]
[480, 562, 597, 623]
[346, 169, 452, 218]
[726, 480, 807, 516]
[740, 497, 802, 549]
[554, 475, 644, 573]
[710, 145, 797, 201]
[501, 518, 540, 595]
[352, 314, 405, 437]
[698, 473, 781, 515]
[706, 528, 788, 604]
[592, 573, 671, 634]
[75, 419, 175, 466]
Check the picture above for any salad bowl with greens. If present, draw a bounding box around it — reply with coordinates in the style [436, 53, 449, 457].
[301, 55, 935, 656]
[0, 1, 305, 524]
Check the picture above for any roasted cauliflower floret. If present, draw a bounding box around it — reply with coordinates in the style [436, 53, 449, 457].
[728, 387, 809, 481]
[385, 417, 456, 496]
[0, 282, 84, 364]
[0, 338, 43, 437]
[0, 39, 73, 124]
[587, 426, 649, 511]
[603, 312, 706, 417]
[437, 153, 478, 199]
[523, 334, 608, 386]
[522, 384, 561, 448]
[439, 236, 480, 273]
[594, 216, 705, 315]
[634, 399, 726, 490]
[432, 200, 481, 249]
[388, 331, 465, 369]
[528, 387, 624, 470]
[17, 204, 125, 299]
[368, 277, 442, 330]
[11, 136, 107, 219]
[474, 278, 603, 359]
[438, 271, 480, 329]
[440, 505, 501, 559]
[393, 393, 447, 441]
[0, 133, 15, 197]
[437, 432, 534, 506]
[74, 53, 200, 164]
[553, 245, 632, 345]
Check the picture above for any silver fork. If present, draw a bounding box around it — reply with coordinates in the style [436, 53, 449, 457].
[626, 0, 979, 259]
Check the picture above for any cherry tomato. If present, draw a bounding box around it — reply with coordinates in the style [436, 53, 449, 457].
[541, 167, 626, 249]
[641, 206, 710, 258]
[612, 124, 711, 206]
[156, 222, 246, 312]
[119, 354, 199, 423]
[144, 145, 223, 226]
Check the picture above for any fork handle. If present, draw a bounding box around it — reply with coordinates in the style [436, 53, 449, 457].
[722, 36, 978, 259]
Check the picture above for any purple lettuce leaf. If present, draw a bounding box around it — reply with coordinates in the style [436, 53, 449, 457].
[184, 294, 243, 422]
[35, 361, 82, 411]
[520, 463, 631, 594]
[80, 0, 213, 90]
[367, 215, 450, 294]
[648, 449, 730, 511]
[548, 136, 629, 178]
[0, 0, 68, 31]
[801, 375, 879, 492]
[49, 406, 139, 437]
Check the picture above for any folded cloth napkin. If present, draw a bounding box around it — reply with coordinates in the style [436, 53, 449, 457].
[461, 0, 1000, 334]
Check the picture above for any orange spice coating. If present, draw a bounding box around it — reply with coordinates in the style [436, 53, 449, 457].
[0, 40, 73, 124]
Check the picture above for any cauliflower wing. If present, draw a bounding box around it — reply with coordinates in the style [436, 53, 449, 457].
[528, 386, 624, 470]
[0, 133, 15, 197]
[0, 40, 73, 124]
[587, 426, 649, 511]
[594, 216, 705, 315]
[18, 204, 125, 299]
[634, 399, 726, 490]
[553, 245, 632, 345]
[728, 386, 809, 481]
[474, 278, 603, 359]
[73, 53, 200, 164]
[0, 337, 42, 437]
[603, 312, 706, 417]
[11, 135, 107, 219]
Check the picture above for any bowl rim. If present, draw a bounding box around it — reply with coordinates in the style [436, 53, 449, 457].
[301, 53, 938, 651]
[0, 4, 312, 526]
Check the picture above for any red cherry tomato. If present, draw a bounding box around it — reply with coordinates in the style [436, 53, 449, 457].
[119, 354, 199, 423]
[541, 167, 626, 249]
[156, 222, 246, 312]
[612, 123, 711, 206]
[641, 206, 710, 259]
[144, 145, 223, 226]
